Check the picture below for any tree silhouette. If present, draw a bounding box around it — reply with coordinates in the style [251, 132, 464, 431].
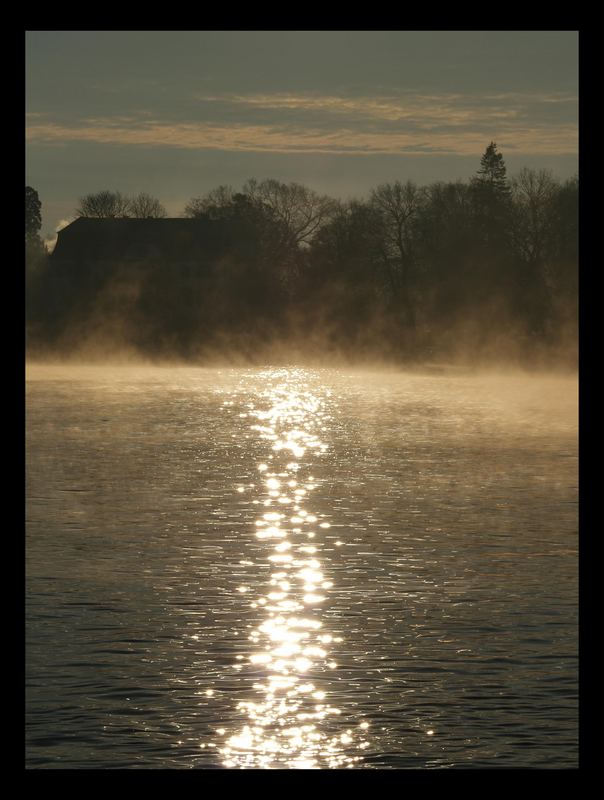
[417, 180, 475, 328]
[507, 168, 560, 335]
[469, 142, 514, 289]
[26, 186, 43, 249]
[243, 178, 338, 248]
[475, 141, 510, 194]
[77, 190, 132, 218]
[183, 185, 235, 219]
[129, 192, 167, 218]
[26, 186, 49, 352]
[27, 166, 577, 366]
[370, 180, 426, 332]
[471, 142, 511, 218]
[304, 199, 385, 341]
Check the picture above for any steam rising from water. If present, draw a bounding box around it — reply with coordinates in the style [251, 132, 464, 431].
[26, 364, 578, 768]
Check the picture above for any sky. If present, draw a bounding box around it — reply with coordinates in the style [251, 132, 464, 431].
[25, 30, 578, 245]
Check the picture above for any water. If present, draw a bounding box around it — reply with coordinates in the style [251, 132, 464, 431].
[26, 364, 578, 769]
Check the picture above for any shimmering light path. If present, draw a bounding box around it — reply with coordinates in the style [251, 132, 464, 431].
[216, 370, 369, 768]
[26, 365, 578, 769]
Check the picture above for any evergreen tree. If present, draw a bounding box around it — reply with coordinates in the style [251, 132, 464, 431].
[25, 186, 49, 351]
[475, 141, 510, 196]
[25, 186, 43, 250]
[470, 142, 513, 250]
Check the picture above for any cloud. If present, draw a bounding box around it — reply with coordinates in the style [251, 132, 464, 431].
[195, 90, 577, 120]
[25, 119, 578, 157]
[26, 90, 578, 157]
[44, 217, 75, 253]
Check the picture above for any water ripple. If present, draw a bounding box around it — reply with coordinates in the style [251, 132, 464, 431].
[26, 366, 578, 768]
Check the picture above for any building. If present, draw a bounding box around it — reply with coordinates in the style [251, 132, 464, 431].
[51, 217, 222, 270]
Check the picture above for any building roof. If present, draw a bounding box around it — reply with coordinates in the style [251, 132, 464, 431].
[51, 217, 223, 263]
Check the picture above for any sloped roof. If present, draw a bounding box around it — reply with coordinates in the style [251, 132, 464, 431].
[52, 217, 223, 263]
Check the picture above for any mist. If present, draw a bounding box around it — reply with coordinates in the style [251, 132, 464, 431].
[25, 166, 578, 374]
[26, 358, 577, 768]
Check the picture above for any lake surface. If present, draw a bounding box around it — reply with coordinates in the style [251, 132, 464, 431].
[25, 364, 578, 769]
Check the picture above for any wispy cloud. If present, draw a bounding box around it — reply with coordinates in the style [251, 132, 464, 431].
[195, 90, 576, 122]
[26, 90, 578, 157]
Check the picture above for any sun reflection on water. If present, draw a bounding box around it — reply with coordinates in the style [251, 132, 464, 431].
[217, 370, 370, 769]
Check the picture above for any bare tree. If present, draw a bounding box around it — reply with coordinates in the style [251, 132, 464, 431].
[129, 192, 167, 218]
[76, 190, 132, 218]
[510, 168, 559, 266]
[242, 178, 338, 247]
[370, 181, 426, 328]
[183, 185, 235, 218]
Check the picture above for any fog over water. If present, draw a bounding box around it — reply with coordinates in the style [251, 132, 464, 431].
[26, 363, 578, 768]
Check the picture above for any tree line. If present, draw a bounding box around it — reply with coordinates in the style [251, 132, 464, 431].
[25, 143, 578, 365]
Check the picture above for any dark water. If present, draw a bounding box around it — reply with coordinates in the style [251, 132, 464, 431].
[26, 365, 578, 769]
